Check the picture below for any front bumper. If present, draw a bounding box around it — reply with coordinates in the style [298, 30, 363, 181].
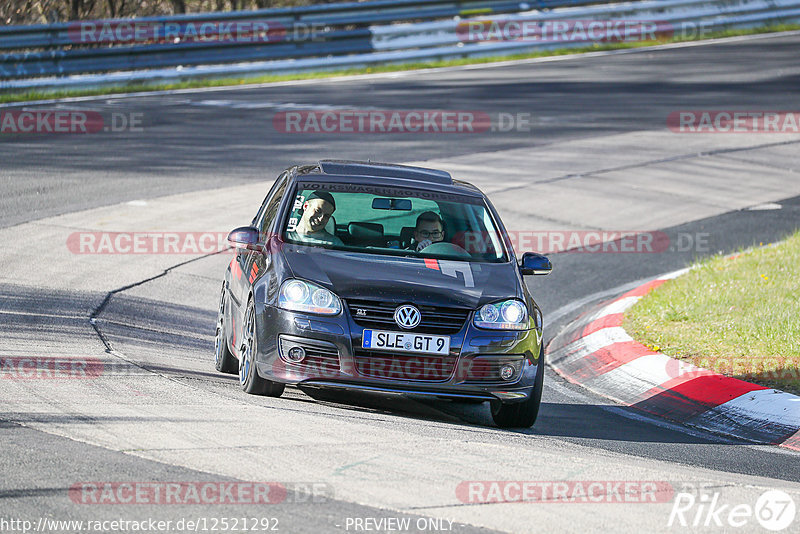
[255, 303, 543, 403]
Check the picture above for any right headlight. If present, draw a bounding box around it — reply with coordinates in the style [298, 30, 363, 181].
[473, 300, 529, 330]
[278, 279, 341, 316]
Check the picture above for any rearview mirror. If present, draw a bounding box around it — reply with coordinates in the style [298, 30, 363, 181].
[227, 226, 263, 251]
[372, 198, 412, 210]
[519, 252, 552, 276]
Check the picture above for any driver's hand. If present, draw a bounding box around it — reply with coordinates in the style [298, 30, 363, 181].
[415, 239, 433, 251]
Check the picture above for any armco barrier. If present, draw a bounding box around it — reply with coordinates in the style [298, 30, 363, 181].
[1, 0, 799, 92]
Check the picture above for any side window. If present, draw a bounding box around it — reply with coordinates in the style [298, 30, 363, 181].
[253, 172, 288, 229]
[258, 179, 288, 236]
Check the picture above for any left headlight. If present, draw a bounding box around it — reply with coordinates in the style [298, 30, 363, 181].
[533, 306, 542, 333]
[474, 299, 529, 330]
[278, 279, 342, 316]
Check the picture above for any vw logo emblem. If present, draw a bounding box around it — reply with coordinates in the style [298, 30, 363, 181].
[394, 304, 421, 329]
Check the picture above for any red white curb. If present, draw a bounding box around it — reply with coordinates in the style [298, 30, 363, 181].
[548, 269, 800, 451]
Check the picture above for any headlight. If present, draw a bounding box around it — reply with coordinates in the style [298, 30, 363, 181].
[278, 279, 341, 315]
[474, 300, 528, 330]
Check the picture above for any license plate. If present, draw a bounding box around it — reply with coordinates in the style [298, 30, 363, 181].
[362, 329, 450, 356]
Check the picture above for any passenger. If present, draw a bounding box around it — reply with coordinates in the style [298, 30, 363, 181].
[288, 191, 344, 246]
[408, 211, 445, 251]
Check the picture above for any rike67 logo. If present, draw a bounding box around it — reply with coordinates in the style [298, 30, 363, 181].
[669, 487, 796, 531]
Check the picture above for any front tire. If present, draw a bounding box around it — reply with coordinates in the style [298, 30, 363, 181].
[490, 346, 545, 428]
[214, 284, 238, 374]
[239, 298, 285, 397]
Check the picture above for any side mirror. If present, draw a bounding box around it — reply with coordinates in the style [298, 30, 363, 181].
[519, 252, 552, 276]
[227, 226, 263, 252]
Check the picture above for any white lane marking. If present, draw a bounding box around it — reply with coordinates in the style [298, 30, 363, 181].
[747, 202, 783, 211]
[596, 296, 640, 317]
[544, 378, 744, 444]
[578, 326, 633, 351]
[659, 267, 692, 280]
[704, 389, 800, 428]
[549, 363, 800, 451]
[549, 326, 634, 366]
[545, 277, 652, 330]
[189, 100, 377, 111]
[599, 353, 691, 397]
[3, 30, 799, 109]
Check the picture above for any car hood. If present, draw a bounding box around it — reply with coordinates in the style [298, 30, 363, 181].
[281, 248, 520, 309]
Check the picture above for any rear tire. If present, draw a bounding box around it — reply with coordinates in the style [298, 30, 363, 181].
[239, 298, 285, 397]
[214, 284, 238, 374]
[490, 346, 545, 428]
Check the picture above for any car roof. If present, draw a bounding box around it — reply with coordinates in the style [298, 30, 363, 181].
[293, 160, 484, 198]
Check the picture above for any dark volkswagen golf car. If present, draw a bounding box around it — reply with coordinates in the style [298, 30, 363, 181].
[214, 160, 552, 427]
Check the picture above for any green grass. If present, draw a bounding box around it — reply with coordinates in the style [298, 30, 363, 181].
[624, 232, 800, 395]
[3, 23, 799, 104]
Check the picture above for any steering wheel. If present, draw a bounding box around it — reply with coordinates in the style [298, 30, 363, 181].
[420, 242, 471, 259]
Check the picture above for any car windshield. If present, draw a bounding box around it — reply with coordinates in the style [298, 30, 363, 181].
[282, 182, 508, 263]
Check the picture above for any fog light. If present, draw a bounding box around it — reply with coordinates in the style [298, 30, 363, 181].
[500, 364, 515, 381]
[287, 346, 306, 363]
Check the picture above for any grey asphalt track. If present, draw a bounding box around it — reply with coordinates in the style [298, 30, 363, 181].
[1, 33, 799, 228]
[1, 32, 800, 533]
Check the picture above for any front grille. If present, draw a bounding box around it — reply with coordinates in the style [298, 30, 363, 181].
[353, 348, 456, 382]
[347, 299, 470, 334]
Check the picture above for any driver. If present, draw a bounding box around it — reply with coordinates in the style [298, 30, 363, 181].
[408, 211, 445, 251]
[289, 191, 344, 246]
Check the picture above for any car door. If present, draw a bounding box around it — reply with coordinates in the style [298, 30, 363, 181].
[228, 173, 288, 343]
[237, 174, 289, 310]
